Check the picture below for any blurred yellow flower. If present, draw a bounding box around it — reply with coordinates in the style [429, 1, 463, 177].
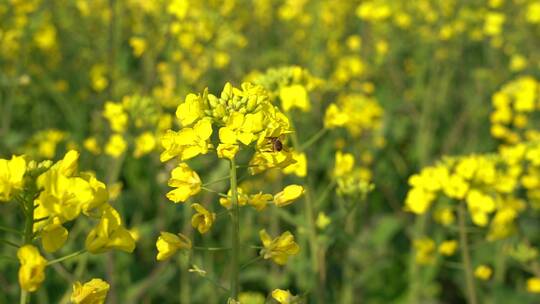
[156, 231, 192, 261]
[316, 211, 331, 230]
[259, 229, 299, 265]
[413, 237, 435, 265]
[103, 102, 128, 133]
[438, 240, 458, 256]
[274, 184, 304, 207]
[271, 289, 297, 304]
[474, 265, 492, 280]
[334, 151, 354, 178]
[279, 84, 310, 112]
[527, 277, 540, 293]
[17, 245, 47, 292]
[129, 37, 147, 57]
[105, 134, 127, 158]
[71, 278, 110, 304]
[133, 132, 156, 158]
[248, 192, 273, 211]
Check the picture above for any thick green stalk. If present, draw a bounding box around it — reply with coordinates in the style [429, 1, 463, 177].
[458, 202, 477, 304]
[229, 158, 240, 300]
[20, 193, 35, 304]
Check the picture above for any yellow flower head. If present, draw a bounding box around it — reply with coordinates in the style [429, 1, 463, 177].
[283, 152, 307, 177]
[160, 118, 213, 162]
[103, 102, 128, 133]
[274, 184, 304, 207]
[156, 231, 192, 261]
[219, 187, 248, 209]
[133, 132, 156, 158]
[279, 84, 310, 112]
[438, 240, 458, 256]
[248, 192, 273, 211]
[71, 278, 110, 304]
[105, 134, 127, 158]
[166, 163, 201, 203]
[41, 217, 68, 253]
[0, 155, 26, 202]
[334, 151, 355, 178]
[271, 289, 298, 304]
[17, 245, 47, 292]
[259, 229, 300, 265]
[191, 203, 216, 234]
[85, 205, 136, 253]
[474, 265, 492, 281]
[527, 277, 540, 293]
[413, 237, 435, 265]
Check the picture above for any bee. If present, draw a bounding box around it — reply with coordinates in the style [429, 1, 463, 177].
[264, 136, 286, 152]
[269, 137, 283, 152]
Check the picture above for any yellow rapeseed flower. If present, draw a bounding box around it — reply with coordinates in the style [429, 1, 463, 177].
[191, 203, 216, 234]
[274, 184, 304, 207]
[156, 231, 192, 261]
[438, 240, 458, 256]
[85, 205, 136, 253]
[105, 134, 127, 158]
[166, 163, 201, 203]
[259, 229, 299, 265]
[527, 277, 540, 293]
[17, 245, 47, 292]
[271, 289, 298, 304]
[71, 278, 110, 304]
[279, 84, 310, 112]
[0, 155, 26, 202]
[474, 265, 492, 280]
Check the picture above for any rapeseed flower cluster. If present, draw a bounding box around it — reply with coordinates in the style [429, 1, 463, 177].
[0, 150, 132, 298]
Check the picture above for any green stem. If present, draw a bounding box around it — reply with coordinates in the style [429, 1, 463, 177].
[458, 202, 477, 304]
[0, 238, 20, 248]
[47, 250, 86, 266]
[201, 186, 229, 199]
[299, 128, 327, 152]
[20, 193, 35, 304]
[0, 225, 23, 235]
[229, 158, 240, 300]
[192, 246, 231, 251]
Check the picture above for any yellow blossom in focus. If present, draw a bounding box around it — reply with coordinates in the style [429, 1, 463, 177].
[156, 231, 192, 261]
[105, 134, 127, 158]
[176, 93, 206, 127]
[474, 265, 492, 280]
[259, 229, 300, 265]
[160, 118, 213, 162]
[17, 245, 47, 292]
[283, 152, 307, 177]
[41, 217, 68, 252]
[71, 278, 110, 304]
[219, 188, 248, 209]
[0, 155, 26, 202]
[166, 163, 201, 203]
[85, 205, 136, 253]
[248, 192, 273, 211]
[191, 203, 216, 234]
[217, 143, 239, 160]
[274, 184, 304, 207]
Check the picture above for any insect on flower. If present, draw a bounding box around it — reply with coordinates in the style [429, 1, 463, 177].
[264, 135, 288, 153]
